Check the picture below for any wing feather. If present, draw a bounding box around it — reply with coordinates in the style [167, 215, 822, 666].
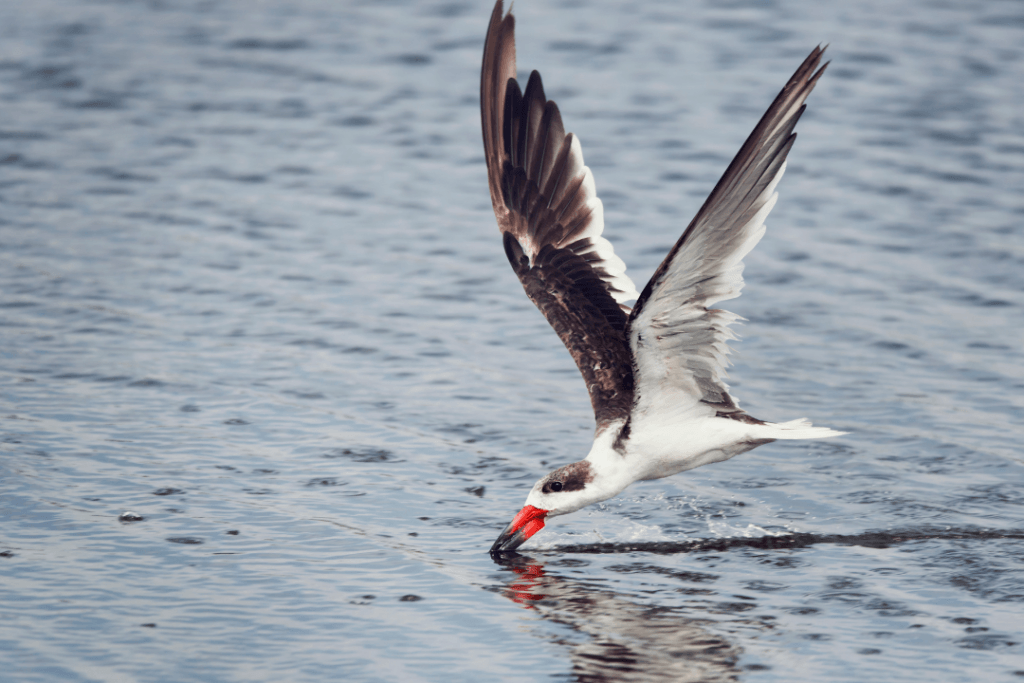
[628, 47, 828, 422]
[481, 1, 639, 429]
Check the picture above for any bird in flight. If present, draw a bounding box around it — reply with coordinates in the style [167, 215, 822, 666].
[481, 1, 843, 554]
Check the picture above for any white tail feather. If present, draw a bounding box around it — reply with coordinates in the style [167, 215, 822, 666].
[757, 418, 847, 440]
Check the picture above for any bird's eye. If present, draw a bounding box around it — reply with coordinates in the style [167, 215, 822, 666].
[550, 481, 563, 492]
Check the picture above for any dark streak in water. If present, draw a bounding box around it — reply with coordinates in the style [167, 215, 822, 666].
[538, 528, 1024, 556]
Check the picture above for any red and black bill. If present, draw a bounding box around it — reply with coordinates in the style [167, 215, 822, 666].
[489, 505, 548, 554]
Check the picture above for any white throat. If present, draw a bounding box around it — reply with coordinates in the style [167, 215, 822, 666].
[580, 421, 635, 505]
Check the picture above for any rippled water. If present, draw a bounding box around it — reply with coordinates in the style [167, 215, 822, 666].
[2, 0, 1023, 680]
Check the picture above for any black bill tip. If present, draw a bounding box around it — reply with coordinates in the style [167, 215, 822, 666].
[489, 520, 528, 555]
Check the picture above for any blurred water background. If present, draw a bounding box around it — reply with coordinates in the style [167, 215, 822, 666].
[1, 0, 1023, 681]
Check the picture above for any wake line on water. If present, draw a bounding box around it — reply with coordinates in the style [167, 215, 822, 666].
[535, 527, 1024, 556]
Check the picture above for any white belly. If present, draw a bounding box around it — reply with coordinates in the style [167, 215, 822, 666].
[624, 414, 759, 481]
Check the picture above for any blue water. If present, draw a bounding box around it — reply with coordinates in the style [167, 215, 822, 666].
[1, 0, 1023, 681]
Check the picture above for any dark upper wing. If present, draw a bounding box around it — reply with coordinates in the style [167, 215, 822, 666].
[627, 47, 828, 423]
[481, 1, 640, 429]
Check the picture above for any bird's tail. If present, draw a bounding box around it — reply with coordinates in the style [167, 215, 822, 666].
[757, 418, 847, 440]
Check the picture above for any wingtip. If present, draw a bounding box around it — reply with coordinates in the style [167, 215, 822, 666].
[492, 0, 513, 22]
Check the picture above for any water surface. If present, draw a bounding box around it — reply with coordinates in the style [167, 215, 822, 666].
[1, 0, 1023, 681]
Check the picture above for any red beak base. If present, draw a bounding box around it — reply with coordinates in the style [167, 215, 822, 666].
[490, 505, 548, 554]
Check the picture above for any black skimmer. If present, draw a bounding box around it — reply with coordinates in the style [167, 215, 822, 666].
[481, 1, 843, 554]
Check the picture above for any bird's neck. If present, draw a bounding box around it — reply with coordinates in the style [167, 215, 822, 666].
[583, 421, 636, 503]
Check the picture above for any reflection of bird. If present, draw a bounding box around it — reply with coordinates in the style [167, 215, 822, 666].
[494, 555, 745, 682]
[481, 0, 844, 554]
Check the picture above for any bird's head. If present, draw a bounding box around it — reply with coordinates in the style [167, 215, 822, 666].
[490, 460, 602, 554]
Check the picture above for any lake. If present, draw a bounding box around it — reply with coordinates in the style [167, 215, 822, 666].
[1, 0, 1022, 681]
